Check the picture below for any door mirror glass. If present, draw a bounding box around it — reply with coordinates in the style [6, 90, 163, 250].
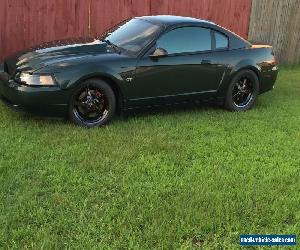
[150, 48, 168, 58]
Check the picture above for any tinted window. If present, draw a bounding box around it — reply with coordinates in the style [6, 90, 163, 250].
[215, 32, 229, 49]
[105, 19, 162, 54]
[156, 27, 212, 54]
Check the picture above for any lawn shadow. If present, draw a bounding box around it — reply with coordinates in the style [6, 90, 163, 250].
[7, 108, 70, 126]
[3, 97, 272, 127]
[2, 100, 226, 126]
[122, 101, 224, 120]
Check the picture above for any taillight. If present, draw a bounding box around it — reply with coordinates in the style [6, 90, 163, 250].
[271, 49, 278, 65]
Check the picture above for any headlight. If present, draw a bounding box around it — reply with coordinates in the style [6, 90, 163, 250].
[20, 73, 56, 86]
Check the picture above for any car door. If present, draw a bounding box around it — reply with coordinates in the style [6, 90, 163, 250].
[127, 26, 227, 106]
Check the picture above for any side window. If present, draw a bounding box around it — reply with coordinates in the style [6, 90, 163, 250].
[156, 27, 212, 54]
[215, 31, 229, 49]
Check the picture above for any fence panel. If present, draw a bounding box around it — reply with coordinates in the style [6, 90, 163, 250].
[149, 0, 252, 38]
[248, 0, 300, 63]
[90, 0, 252, 39]
[0, 0, 89, 61]
[0, 0, 252, 61]
[90, 0, 151, 37]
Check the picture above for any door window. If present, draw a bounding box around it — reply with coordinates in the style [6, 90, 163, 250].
[215, 31, 229, 49]
[156, 27, 212, 54]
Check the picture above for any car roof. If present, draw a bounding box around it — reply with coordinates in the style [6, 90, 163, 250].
[137, 15, 251, 50]
[138, 15, 215, 26]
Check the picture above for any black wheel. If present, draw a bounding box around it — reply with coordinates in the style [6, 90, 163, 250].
[69, 79, 116, 127]
[224, 69, 259, 111]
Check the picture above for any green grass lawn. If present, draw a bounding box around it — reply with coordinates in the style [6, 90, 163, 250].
[0, 65, 299, 249]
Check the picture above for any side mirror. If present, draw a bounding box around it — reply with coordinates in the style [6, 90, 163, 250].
[149, 48, 168, 59]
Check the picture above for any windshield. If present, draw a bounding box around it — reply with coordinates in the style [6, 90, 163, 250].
[104, 18, 162, 54]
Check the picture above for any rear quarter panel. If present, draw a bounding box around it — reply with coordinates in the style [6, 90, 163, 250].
[216, 46, 278, 96]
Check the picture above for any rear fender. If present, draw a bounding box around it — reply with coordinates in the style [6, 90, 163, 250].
[217, 59, 260, 95]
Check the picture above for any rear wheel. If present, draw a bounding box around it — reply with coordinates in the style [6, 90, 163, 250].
[224, 69, 259, 111]
[69, 79, 116, 127]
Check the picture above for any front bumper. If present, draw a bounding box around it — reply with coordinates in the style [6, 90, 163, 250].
[0, 72, 70, 116]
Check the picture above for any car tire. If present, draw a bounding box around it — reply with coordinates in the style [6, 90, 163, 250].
[224, 69, 259, 111]
[69, 79, 116, 127]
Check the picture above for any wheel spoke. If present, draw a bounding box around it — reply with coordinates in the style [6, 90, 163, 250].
[75, 101, 88, 108]
[232, 76, 254, 107]
[73, 86, 108, 123]
[233, 92, 240, 98]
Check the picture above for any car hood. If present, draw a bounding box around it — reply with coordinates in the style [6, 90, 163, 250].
[3, 37, 112, 74]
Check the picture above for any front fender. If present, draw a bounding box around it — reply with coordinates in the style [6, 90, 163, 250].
[54, 63, 124, 89]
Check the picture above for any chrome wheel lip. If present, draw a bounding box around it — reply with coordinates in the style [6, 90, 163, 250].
[232, 77, 254, 108]
[233, 94, 254, 108]
[73, 108, 109, 125]
[73, 86, 109, 125]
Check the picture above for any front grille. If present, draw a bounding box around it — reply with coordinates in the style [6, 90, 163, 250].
[3, 61, 16, 76]
[3, 62, 9, 74]
[0, 62, 11, 82]
[0, 62, 21, 83]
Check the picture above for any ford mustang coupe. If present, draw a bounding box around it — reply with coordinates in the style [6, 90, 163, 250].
[0, 15, 278, 127]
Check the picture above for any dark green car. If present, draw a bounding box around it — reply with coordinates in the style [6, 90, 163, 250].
[0, 15, 278, 127]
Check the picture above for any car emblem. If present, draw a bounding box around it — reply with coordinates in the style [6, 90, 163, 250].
[125, 77, 133, 83]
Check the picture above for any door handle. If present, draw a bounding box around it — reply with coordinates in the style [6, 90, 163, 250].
[201, 59, 211, 65]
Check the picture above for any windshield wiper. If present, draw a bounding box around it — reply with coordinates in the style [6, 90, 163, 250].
[104, 39, 121, 54]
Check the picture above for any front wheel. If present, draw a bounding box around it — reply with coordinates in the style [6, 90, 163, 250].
[224, 69, 259, 111]
[69, 79, 116, 127]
